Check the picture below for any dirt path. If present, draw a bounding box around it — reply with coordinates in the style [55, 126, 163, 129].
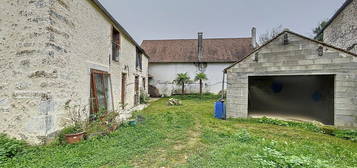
[131, 117, 203, 168]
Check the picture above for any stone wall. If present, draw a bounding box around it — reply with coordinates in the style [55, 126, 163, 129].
[226, 32, 357, 127]
[324, 0, 357, 54]
[0, 0, 148, 144]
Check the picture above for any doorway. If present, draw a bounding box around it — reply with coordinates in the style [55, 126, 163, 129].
[248, 75, 335, 125]
[134, 76, 139, 106]
[121, 73, 127, 109]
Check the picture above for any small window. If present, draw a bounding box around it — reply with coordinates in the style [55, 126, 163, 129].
[112, 28, 120, 61]
[136, 48, 143, 70]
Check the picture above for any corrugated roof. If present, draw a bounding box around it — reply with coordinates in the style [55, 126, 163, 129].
[141, 38, 254, 63]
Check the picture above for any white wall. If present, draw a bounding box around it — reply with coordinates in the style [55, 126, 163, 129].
[149, 63, 229, 96]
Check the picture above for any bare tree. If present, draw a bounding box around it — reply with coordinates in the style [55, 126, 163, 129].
[259, 25, 284, 45]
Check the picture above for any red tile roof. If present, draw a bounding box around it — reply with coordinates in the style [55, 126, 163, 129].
[141, 38, 254, 63]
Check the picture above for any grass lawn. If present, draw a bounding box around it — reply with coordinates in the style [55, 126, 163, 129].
[2, 95, 357, 168]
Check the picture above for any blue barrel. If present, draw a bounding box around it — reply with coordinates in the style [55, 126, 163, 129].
[214, 101, 226, 119]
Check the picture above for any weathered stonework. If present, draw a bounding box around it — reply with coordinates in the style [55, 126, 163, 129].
[0, 0, 149, 144]
[323, 0, 357, 54]
[226, 31, 357, 127]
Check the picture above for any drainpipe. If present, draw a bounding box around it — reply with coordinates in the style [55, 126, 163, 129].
[222, 71, 227, 120]
[221, 71, 226, 100]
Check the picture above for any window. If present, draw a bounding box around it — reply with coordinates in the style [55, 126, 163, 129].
[112, 28, 120, 61]
[90, 70, 112, 114]
[136, 48, 143, 70]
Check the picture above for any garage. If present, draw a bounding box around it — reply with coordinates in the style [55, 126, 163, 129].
[225, 31, 357, 127]
[248, 75, 335, 125]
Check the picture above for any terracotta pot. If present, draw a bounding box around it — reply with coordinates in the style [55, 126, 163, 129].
[65, 132, 85, 144]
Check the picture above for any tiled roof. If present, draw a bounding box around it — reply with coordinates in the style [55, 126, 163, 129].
[141, 38, 254, 63]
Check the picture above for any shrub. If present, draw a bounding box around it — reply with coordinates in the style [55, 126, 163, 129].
[0, 134, 28, 163]
[140, 91, 150, 104]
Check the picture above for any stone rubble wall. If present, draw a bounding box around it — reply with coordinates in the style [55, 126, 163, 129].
[324, 0, 357, 54]
[0, 0, 148, 144]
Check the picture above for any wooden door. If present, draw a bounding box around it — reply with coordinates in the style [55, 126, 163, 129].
[134, 76, 139, 105]
[121, 73, 126, 109]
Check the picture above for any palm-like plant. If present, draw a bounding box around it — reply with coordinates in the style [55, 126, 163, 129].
[195, 72, 208, 96]
[173, 73, 191, 95]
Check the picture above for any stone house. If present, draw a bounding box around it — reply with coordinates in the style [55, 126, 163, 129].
[0, 0, 149, 144]
[224, 30, 357, 127]
[317, 0, 357, 54]
[141, 30, 256, 96]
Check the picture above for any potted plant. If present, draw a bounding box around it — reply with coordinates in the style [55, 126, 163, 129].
[63, 124, 85, 144]
[63, 101, 87, 144]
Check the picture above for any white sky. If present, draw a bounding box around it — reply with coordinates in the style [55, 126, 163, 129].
[98, 0, 345, 44]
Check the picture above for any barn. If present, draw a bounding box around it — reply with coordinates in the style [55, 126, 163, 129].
[224, 30, 357, 127]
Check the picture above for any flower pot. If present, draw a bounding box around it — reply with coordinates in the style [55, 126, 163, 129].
[65, 132, 85, 144]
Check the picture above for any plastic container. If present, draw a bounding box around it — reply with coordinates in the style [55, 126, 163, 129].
[214, 101, 226, 119]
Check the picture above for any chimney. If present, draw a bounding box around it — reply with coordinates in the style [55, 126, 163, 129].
[251, 27, 257, 48]
[198, 32, 203, 62]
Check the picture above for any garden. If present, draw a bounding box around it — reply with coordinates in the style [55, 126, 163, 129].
[1, 94, 357, 168]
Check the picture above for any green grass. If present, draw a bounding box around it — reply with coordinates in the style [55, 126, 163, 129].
[2, 94, 357, 168]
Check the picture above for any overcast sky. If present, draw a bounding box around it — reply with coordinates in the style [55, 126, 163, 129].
[98, 0, 345, 44]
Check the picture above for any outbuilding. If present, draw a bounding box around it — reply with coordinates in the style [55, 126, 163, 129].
[224, 30, 357, 127]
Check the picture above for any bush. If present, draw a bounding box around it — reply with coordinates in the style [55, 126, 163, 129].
[140, 91, 150, 104]
[0, 134, 28, 163]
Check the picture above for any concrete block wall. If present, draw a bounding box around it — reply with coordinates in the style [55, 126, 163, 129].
[226, 32, 357, 127]
[0, 0, 148, 144]
[323, 0, 357, 54]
